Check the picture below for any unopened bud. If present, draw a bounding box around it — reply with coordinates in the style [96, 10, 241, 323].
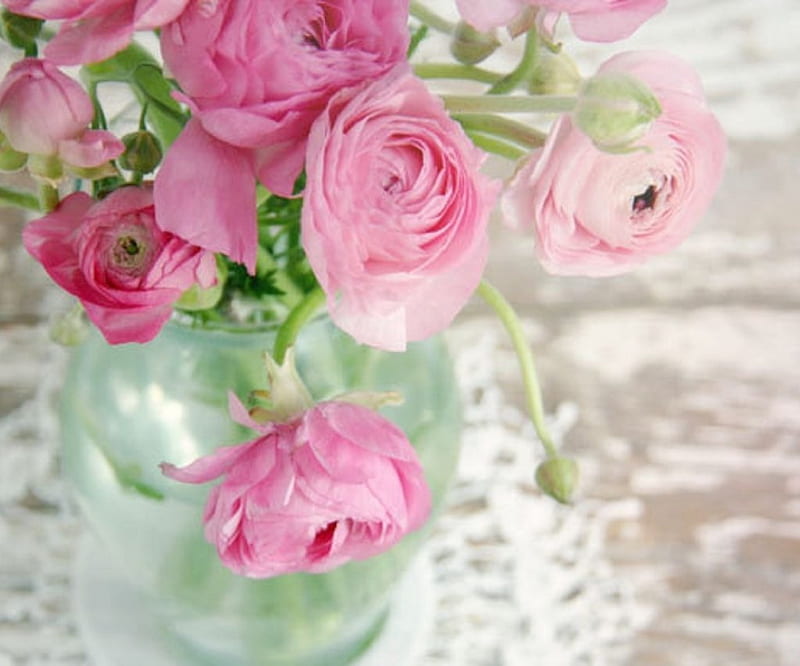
[118, 130, 163, 174]
[574, 73, 661, 152]
[50, 302, 89, 347]
[0, 131, 26, 171]
[27, 153, 63, 183]
[450, 21, 500, 65]
[535, 457, 579, 504]
[0, 10, 43, 50]
[527, 51, 582, 96]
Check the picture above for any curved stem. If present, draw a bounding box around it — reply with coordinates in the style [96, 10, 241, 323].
[0, 186, 41, 212]
[488, 28, 539, 95]
[476, 279, 557, 459]
[414, 63, 503, 85]
[409, 1, 456, 34]
[454, 113, 547, 148]
[442, 94, 576, 114]
[465, 132, 526, 160]
[272, 287, 325, 365]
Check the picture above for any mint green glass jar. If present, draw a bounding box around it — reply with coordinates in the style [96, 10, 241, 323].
[60, 315, 461, 665]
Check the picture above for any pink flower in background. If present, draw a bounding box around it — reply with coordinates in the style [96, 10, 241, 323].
[154, 0, 410, 272]
[503, 51, 726, 276]
[456, 0, 666, 42]
[302, 65, 499, 352]
[22, 186, 216, 343]
[0, 59, 123, 167]
[161, 395, 431, 578]
[1, 0, 191, 64]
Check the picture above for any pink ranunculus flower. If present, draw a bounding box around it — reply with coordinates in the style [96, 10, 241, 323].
[503, 51, 727, 277]
[161, 395, 431, 578]
[302, 65, 500, 352]
[456, 0, 666, 42]
[22, 186, 216, 344]
[154, 0, 410, 272]
[2, 0, 191, 64]
[0, 58, 123, 167]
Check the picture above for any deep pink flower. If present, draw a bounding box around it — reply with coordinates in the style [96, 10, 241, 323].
[1, 0, 191, 64]
[302, 65, 499, 351]
[161, 395, 431, 578]
[154, 0, 410, 272]
[22, 186, 216, 343]
[0, 59, 122, 166]
[456, 0, 666, 42]
[503, 51, 727, 276]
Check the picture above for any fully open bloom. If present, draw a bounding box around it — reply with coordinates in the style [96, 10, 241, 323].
[22, 186, 216, 343]
[1, 0, 191, 64]
[302, 65, 499, 351]
[154, 0, 410, 271]
[503, 51, 726, 276]
[161, 394, 431, 578]
[0, 58, 122, 168]
[456, 0, 666, 42]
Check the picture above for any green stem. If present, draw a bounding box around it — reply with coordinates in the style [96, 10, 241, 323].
[414, 63, 503, 85]
[454, 113, 546, 148]
[442, 94, 576, 114]
[0, 186, 40, 211]
[409, 1, 456, 34]
[466, 132, 526, 160]
[476, 279, 557, 459]
[488, 28, 539, 95]
[272, 287, 325, 365]
[37, 183, 59, 212]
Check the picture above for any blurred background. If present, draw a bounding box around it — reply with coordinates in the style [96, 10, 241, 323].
[1, 1, 799, 664]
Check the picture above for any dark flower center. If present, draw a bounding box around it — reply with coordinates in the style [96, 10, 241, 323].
[632, 184, 657, 213]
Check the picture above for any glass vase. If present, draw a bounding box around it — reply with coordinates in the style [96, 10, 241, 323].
[59, 315, 462, 665]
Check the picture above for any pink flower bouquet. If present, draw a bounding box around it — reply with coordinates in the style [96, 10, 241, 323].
[1, 0, 725, 581]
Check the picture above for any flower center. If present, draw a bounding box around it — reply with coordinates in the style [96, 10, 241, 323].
[632, 184, 657, 213]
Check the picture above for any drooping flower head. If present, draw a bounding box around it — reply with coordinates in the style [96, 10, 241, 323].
[23, 186, 216, 343]
[161, 354, 431, 578]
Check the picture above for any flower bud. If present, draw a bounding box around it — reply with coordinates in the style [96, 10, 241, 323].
[527, 51, 582, 96]
[0, 10, 43, 51]
[573, 72, 661, 152]
[450, 21, 500, 65]
[175, 257, 226, 311]
[0, 130, 27, 171]
[118, 130, 163, 174]
[0, 59, 94, 155]
[49, 302, 89, 347]
[535, 457, 579, 504]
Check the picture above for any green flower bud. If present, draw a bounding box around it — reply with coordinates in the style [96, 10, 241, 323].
[49, 302, 89, 347]
[0, 132, 27, 171]
[119, 130, 163, 174]
[27, 153, 63, 183]
[574, 72, 662, 153]
[535, 457, 579, 504]
[527, 51, 582, 96]
[0, 10, 43, 51]
[450, 21, 500, 65]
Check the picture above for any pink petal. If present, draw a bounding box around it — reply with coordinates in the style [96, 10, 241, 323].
[160, 440, 257, 485]
[153, 118, 258, 273]
[43, 6, 135, 65]
[58, 129, 124, 168]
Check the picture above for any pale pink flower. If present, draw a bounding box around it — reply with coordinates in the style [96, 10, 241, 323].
[456, 0, 666, 42]
[1, 0, 191, 64]
[154, 0, 410, 272]
[22, 186, 216, 343]
[161, 395, 431, 579]
[503, 51, 727, 276]
[0, 59, 122, 166]
[302, 65, 499, 351]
